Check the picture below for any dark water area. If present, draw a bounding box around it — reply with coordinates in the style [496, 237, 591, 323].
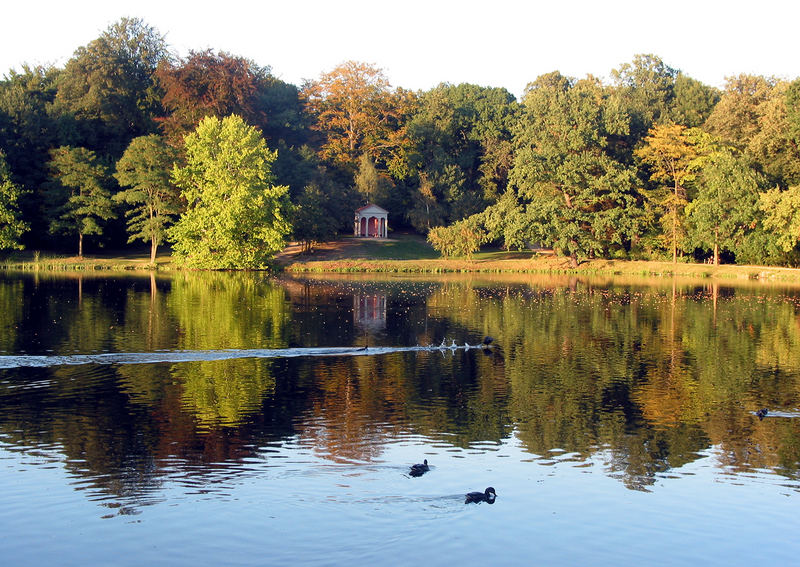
[1, 271, 800, 566]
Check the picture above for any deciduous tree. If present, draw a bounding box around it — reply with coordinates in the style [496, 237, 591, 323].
[703, 74, 776, 151]
[46, 146, 114, 257]
[671, 73, 720, 128]
[54, 17, 168, 156]
[406, 83, 518, 231]
[747, 81, 800, 186]
[427, 216, 487, 259]
[0, 150, 28, 250]
[168, 115, 291, 268]
[302, 61, 416, 177]
[635, 124, 705, 262]
[156, 50, 271, 145]
[685, 149, 763, 264]
[760, 185, 800, 254]
[114, 134, 179, 263]
[611, 54, 677, 143]
[508, 73, 641, 267]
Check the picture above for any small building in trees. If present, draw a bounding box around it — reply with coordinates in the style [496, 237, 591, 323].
[354, 204, 388, 238]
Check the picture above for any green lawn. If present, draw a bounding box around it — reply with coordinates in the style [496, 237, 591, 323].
[354, 235, 440, 260]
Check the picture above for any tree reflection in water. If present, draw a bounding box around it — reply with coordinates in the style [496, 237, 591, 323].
[1, 271, 800, 509]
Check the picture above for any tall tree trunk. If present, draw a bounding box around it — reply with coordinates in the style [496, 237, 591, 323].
[78, 233, 83, 258]
[672, 181, 679, 264]
[150, 236, 157, 264]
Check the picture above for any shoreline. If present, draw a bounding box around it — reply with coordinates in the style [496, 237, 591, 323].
[4, 252, 800, 283]
[279, 257, 800, 282]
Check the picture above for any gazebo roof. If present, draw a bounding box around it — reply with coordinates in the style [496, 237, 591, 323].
[355, 203, 388, 214]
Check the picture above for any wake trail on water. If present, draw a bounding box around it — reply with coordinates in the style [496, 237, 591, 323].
[0, 342, 490, 369]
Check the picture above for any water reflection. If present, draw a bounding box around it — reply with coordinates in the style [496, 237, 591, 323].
[354, 292, 387, 333]
[1, 271, 800, 512]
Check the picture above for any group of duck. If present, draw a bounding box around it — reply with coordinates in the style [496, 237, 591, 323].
[408, 459, 496, 505]
[405, 337, 497, 505]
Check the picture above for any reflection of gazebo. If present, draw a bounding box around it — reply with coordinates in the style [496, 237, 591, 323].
[354, 204, 388, 238]
[354, 293, 387, 332]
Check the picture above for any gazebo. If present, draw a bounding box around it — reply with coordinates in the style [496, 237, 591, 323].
[354, 204, 388, 238]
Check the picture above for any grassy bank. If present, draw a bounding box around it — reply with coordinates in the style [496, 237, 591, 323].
[278, 235, 800, 282]
[282, 255, 800, 282]
[4, 235, 800, 282]
[1, 249, 175, 271]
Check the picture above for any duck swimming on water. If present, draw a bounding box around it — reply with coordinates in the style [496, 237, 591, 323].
[465, 487, 496, 504]
[409, 459, 430, 477]
[756, 408, 768, 420]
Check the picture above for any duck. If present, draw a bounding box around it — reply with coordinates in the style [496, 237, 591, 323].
[756, 408, 768, 420]
[481, 336, 494, 348]
[465, 486, 496, 504]
[409, 459, 430, 477]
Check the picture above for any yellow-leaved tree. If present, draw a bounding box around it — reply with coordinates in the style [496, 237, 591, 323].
[635, 124, 707, 263]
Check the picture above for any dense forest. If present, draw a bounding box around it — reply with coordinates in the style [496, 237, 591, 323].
[1, 17, 800, 267]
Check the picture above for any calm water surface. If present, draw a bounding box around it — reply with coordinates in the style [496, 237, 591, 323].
[1, 271, 800, 566]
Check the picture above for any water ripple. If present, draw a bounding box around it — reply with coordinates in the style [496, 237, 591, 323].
[0, 344, 494, 369]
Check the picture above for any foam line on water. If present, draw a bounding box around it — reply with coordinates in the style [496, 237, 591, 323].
[0, 344, 487, 369]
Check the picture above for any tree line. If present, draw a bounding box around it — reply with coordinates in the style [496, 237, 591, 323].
[1, 17, 799, 267]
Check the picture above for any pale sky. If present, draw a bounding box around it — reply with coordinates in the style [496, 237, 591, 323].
[2, 0, 798, 99]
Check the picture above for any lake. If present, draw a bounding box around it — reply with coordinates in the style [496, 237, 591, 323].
[1, 270, 799, 566]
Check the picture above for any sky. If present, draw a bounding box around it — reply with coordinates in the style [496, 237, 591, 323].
[2, 0, 798, 99]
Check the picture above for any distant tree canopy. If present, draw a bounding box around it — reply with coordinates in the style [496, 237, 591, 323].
[406, 83, 517, 232]
[1, 19, 799, 267]
[53, 17, 169, 157]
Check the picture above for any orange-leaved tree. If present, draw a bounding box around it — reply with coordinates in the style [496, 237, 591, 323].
[301, 61, 416, 179]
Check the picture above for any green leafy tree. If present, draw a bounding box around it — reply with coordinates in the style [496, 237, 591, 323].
[155, 50, 312, 204]
[406, 83, 518, 231]
[113, 134, 179, 263]
[292, 180, 345, 253]
[610, 54, 677, 144]
[354, 153, 394, 205]
[787, 78, 800, 142]
[427, 216, 487, 259]
[406, 172, 446, 232]
[747, 81, 800, 187]
[0, 150, 28, 250]
[0, 65, 60, 184]
[46, 146, 114, 256]
[168, 115, 292, 269]
[760, 185, 800, 255]
[685, 149, 763, 264]
[507, 73, 641, 267]
[53, 17, 169, 157]
[703, 74, 776, 151]
[0, 65, 63, 244]
[282, 145, 358, 251]
[671, 73, 720, 128]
